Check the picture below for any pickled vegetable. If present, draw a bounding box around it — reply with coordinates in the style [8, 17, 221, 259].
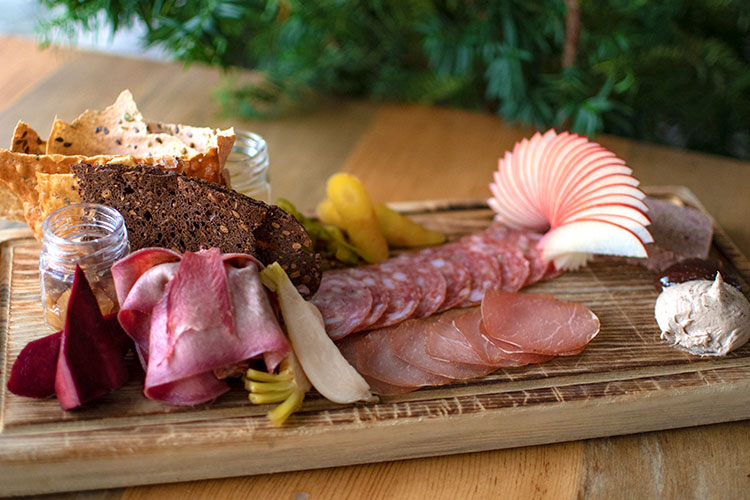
[373, 203, 446, 247]
[326, 173, 388, 264]
[261, 262, 374, 404]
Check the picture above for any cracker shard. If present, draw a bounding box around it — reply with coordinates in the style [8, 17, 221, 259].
[73, 164, 322, 296]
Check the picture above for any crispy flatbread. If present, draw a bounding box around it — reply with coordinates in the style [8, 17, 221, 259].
[0, 149, 225, 238]
[0, 90, 235, 236]
[0, 122, 48, 221]
[35, 172, 80, 220]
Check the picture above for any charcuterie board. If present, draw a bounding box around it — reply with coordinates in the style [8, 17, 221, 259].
[1, 186, 749, 496]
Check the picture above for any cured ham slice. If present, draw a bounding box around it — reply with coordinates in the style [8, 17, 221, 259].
[354, 326, 451, 388]
[310, 273, 373, 339]
[337, 336, 414, 395]
[424, 312, 490, 367]
[481, 290, 600, 355]
[114, 247, 290, 406]
[390, 318, 494, 379]
[452, 308, 553, 366]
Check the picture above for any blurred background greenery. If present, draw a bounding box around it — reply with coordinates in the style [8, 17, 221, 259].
[38, 0, 749, 159]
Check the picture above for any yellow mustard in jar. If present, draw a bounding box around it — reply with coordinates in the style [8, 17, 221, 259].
[40, 203, 129, 330]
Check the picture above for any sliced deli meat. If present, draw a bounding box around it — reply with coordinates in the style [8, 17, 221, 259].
[481, 290, 600, 355]
[452, 308, 553, 366]
[390, 255, 447, 318]
[355, 326, 451, 388]
[390, 317, 494, 379]
[310, 273, 373, 339]
[114, 247, 290, 406]
[367, 261, 421, 329]
[418, 252, 472, 311]
[425, 311, 490, 367]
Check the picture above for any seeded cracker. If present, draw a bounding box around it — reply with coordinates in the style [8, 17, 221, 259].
[35, 171, 81, 219]
[0, 122, 45, 221]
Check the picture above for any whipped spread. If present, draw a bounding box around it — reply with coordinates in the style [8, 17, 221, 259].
[654, 273, 750, 356]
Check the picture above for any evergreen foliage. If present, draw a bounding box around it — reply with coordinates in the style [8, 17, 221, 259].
[39, 0, 750, 159]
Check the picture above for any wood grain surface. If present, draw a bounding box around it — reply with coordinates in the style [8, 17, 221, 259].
[1, 36, 749, 500]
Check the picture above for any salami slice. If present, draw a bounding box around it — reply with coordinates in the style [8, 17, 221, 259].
[310, 273, 373, 339]
[417, 249, 472, 311]
[483, 225, 550, 286]
[462, 234, 530, 292]
[341, 267, 390, 331]
[355, 326, 451, 387]
[390, 255, 447, 318]
[432, 242, 502, 307]
[391, 317, 494, 379]
[366, 262, 421, 329]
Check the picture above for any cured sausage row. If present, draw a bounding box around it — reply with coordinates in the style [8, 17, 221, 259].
[338, 290, 601, 395]
[310, 224, 561, 339]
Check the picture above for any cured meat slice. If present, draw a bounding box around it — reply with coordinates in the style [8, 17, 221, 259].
[337, 335, 415, 395]
[310, 273, 374, 339]
[462, 234, 530, 292]
[482, 225, 551, 286]
[432, 242, 502, 307]
[343, 267, 390, 331]
[417, 249, 472, 311]
[452, 308, 553, 366]
[390, 255, 447, 318]
[425, 312, 490, 367]
[391, 318, 494, 379]
[355, 326, 451, 387]
[367, 262, 421, 329]
[481, 290, 600, 355]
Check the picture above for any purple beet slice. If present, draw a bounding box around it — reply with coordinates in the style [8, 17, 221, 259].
[7, 331, 62, 398]
[55, 265, 131, 410]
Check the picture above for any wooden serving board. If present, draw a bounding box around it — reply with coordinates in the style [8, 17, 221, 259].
[1, 186, 749, 496]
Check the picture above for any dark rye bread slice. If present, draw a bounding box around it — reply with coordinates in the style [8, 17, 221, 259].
[72, 163, 321, 295]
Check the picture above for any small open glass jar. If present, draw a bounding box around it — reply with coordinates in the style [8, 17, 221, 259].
[40, 203, 129, 330]
[225, 130, 271, 202]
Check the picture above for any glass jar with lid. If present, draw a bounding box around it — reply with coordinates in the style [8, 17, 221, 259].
[224, 129, 271, 203]
[40, 203, 129, 330]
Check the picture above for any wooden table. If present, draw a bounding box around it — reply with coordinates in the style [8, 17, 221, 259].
[1, 36, 749, 499]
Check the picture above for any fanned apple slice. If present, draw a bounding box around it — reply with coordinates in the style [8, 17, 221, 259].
[540, 219, 648, 262]
[489, 130, 652, 269]
[560, 203, 651, 226]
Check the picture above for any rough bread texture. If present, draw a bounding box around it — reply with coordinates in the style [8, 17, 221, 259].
[72, 163, 321, 295]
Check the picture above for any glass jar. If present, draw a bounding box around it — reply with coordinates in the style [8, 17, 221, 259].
[225, 129, 271, 202]
[40, 203, 129, 330]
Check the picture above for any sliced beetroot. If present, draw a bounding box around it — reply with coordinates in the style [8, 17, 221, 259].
[7, 331, 62, 398]
[55, 265, 131, 410]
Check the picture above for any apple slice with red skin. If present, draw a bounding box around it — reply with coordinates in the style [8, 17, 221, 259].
[560, 202, 651, 227]
[488, 129, 652, 269]
[540, 219, 648, 263]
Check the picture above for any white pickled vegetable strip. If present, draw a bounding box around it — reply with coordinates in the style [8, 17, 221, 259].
[261, 263, 374, 404]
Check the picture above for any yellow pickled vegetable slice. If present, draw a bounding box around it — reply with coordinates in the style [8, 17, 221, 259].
[243, 353, 310, 427]
[373, 203, 446, 247]
[326, 173, 388, 263]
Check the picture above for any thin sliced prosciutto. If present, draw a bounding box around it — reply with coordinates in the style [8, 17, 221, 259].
[481, 290, 600, 355]
[113, 247, 289, 406]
